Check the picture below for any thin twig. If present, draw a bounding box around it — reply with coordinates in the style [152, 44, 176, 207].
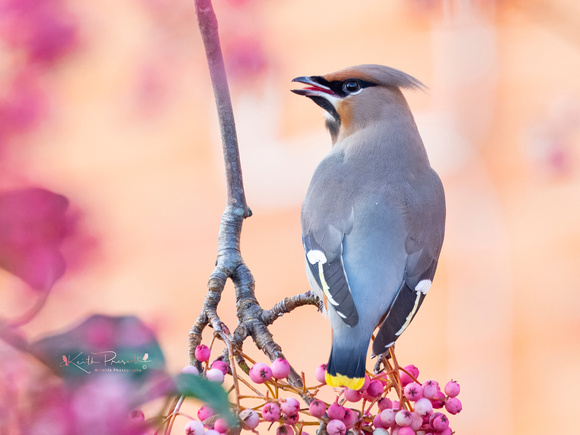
[164, 395, 185, 435]
[261, 291, 323, 326]
[7, 289, 51, 327]
[236, 374, 265, 398]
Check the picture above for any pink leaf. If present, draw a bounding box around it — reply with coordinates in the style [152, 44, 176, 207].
[0, 187, 70, 291]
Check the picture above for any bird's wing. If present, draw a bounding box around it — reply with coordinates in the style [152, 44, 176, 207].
[302, 151, 359, 327]
[372, 173, 445, 354]
[303, 221, 359, 328]
[371, 240, 439, 354]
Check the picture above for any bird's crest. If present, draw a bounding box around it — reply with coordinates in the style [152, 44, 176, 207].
[325, 64, 426, 92]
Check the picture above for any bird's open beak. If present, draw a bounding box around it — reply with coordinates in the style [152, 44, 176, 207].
[291, 76, 337, 98]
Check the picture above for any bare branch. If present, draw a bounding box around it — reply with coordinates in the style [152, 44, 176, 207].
[189, 0, 319, 393]
[194, 0, 250, 214]
[261, 291, 323, 326]
[189, 0, 251, 367]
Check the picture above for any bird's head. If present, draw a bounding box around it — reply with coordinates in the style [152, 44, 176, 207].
[292, 64, 425, 143]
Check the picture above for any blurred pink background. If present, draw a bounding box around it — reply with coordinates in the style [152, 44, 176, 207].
[1, 0, 579, 434]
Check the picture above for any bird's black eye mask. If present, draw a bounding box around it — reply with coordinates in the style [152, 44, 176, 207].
[310, 76, 378, 98]
[307, 77, 378, 132]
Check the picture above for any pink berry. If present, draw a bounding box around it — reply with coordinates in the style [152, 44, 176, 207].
[326, 419, 347, 435]
[410, 412, 423, 431]
[400, 364, 419, 386]
[327, 402, 344, 420]
[430, 391, 446, 409]
[414, 397, 433, 416]
[445, 397, 462, 414]
[129, 409, 145, 421]
[344, 387, 363, 402]
[343, 408, 359, 428]
[444, 380, 461, 398]
[276, 425, 293, 435]
[262, 402, 281, 422]
[182, 365, 200, 375]
[373, 414, 385, 429]
[194, 345, 211, 362]
[360, 375, 371, 392]
[280, 397, 300, 416]
[197, 405, 213, 422]
[206, 368, 225, 383]
[239, 409, 260, 430]
[284, 413, 299, 425]
[400, 372, 412, 386]
[379, 409, 396, 427]
[214, 418, 228, 433]
[211, 360, 229, 376]
[270, 358, 291, 379]
[205, 431, 220, 435]
[439, 427, 453, 435]
[391, 400, 400, 410]
[366, 380, 384, 398]
[309, 399, 326, 418]
[184, 420, 204, 435]
[377, 397, 392, 411]
[431, 413, 449, 431]
[361, 391, 374, 402]
[250, 362, 272, 384]
[407, 364, 420, 377]
[315, 364, 327, 384]
[397, 427, 415, 435]
[372, 429, 390, 435]
[429, 411, 442, 422]
[422, 380, 439, 399]
[404, 382, 423, 401]
[395, 410, 413, 427]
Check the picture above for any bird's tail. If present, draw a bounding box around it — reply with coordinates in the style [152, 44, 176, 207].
[325, 339, 368, 390]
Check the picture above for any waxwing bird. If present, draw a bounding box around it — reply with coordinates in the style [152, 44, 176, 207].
[292, 64, 445, 390]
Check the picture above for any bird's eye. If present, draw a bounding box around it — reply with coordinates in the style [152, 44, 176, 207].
[343, 80, 360, 93]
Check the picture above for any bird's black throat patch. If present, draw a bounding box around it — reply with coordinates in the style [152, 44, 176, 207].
[309, 96, 340, 142]
[309, 96, 340, 122]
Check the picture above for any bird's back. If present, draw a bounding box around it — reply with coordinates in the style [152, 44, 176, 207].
[302, 124, 443, 330]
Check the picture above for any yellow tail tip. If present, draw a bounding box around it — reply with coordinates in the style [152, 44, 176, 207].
[325, 372, 365, 390]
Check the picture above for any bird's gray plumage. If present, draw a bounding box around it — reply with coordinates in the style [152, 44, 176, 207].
[294, 64, 445, 387]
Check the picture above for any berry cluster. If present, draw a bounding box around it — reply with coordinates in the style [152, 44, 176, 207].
[307, 363, 461, 435]
[179, 345, 462, 435]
